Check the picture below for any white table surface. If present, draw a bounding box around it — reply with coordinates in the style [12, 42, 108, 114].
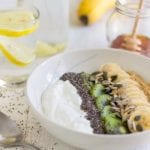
[0, 0, 149, 150]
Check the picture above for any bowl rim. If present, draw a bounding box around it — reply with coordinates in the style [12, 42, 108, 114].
[26, 48, 150, 139]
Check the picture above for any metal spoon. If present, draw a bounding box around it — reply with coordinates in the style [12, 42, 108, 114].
[0, 111, 40, 150]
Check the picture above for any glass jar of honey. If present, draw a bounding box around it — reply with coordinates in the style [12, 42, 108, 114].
[107, 0, 150, 56]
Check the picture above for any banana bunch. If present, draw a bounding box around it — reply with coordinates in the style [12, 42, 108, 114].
[78, 0, 116, 25]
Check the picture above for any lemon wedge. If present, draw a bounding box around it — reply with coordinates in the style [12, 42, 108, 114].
[35, 41, 66, 57]
[0, 10, 39, 37]
[0, 37, 35, 66]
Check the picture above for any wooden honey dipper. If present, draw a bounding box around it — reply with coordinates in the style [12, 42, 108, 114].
[121, 0, 144, 52]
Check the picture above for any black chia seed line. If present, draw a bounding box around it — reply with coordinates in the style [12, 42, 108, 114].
[60, 73, 104, 134]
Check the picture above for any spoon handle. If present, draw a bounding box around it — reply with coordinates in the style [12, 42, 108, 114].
[4, 142, 40, 150]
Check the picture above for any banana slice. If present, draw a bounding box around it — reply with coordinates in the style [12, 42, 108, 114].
[0, 10, 39, 37]
[0, 37, 35, 66]
[128, 105, 150, 132]
[100, 63, 130, 81]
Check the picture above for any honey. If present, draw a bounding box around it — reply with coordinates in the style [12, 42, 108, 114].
[111, 34, 150, 55]
[107, 0, 150, 57]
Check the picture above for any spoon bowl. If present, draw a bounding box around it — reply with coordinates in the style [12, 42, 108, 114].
[0, 111, 40, 150]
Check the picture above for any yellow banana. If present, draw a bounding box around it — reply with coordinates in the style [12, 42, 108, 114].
[78, 0, 116, 25]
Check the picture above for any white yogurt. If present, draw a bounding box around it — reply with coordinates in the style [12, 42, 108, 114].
[42, 80, 92, 134]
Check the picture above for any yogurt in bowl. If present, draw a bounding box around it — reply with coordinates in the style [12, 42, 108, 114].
[27, 49, 150, 150]
[42, 80, 92, 134]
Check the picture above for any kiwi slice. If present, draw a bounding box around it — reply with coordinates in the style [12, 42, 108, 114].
[96, 95, 111, 111]
[91, 84, 105, 98]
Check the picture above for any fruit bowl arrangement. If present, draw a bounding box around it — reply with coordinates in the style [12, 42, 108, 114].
[27, 49, 150, 150]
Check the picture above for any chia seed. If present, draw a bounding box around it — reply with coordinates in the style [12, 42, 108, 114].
[60, 72, 104, 134]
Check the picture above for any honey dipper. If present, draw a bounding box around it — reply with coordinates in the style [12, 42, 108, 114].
[121, 0, 144, 52]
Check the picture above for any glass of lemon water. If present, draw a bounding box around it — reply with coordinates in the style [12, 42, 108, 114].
[0, 0, 68, 87]
[0, 0, 39, 87]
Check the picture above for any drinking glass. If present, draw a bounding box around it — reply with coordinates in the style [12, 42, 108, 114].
[0, 0, 69, 87]
[33, 0, 69, 47]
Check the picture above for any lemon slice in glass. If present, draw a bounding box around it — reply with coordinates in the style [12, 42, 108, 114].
[0, 9, 39, 37]
[35, 41, 66, 57]
[0, 37, 36, 66]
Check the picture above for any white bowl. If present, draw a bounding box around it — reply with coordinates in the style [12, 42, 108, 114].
[26, 49, 150, 150]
